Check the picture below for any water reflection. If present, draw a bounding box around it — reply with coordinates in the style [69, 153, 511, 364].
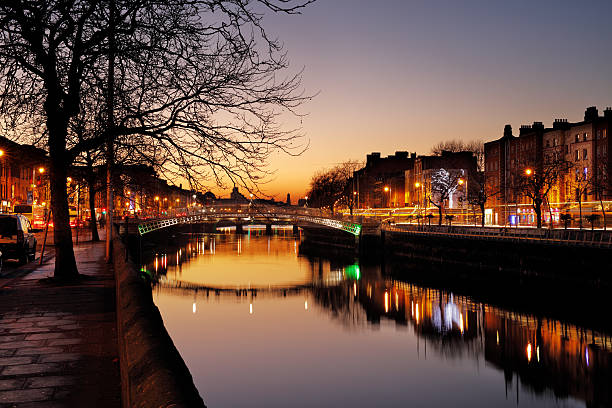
[146, 231, 611, 407]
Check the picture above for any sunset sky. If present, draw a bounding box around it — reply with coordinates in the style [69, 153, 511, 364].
[221, 0, 612, 201]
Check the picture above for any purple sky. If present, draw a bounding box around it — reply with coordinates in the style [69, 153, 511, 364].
[227, 0, 612, 201]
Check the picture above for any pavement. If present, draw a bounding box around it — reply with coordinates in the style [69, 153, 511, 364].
[0, 232, 120, 407]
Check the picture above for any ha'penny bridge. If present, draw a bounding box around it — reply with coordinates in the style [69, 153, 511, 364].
[133, 204, 369, 237]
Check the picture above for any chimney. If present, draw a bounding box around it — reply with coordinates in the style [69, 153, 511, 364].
[394, 151, 408, 159]
[410, 152, 417, 159]
[584, 106, 599, 121]
[532, 121, 544, 131]
[503, 124, 513, 138]
[366, 152, 381, 167]
[604, 107, 612, 119]
[553, 118, 569, 130]
[519, 125, 532, 136]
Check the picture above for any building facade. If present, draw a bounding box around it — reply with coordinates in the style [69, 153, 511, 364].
[353, 151, 416, 208]
[484, 106, 612, 226]
[405, 151, 477, 211]
[0, 137, 48, 212]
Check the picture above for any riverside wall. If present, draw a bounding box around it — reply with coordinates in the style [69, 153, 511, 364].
[113, 233, 206, 408]
[382, 228, 612, 286]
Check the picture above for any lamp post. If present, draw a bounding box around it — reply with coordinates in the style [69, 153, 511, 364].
[458, 178, 466, 224]
[415, 182, 421, 223]
[154, 196, 160, 216]
[523, 168, 533, 227]
[384, 186, 390, 208]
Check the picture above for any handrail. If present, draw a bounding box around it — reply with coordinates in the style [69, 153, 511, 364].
[137, 205, 363, 236]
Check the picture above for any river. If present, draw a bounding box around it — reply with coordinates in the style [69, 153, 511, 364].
[146, 227, 611, 408]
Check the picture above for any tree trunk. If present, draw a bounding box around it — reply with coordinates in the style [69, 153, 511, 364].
[87, 176, 100, 242]
[437, 205, 443, 226]
[47, 104, 79, 279]
[534, 200, 542, 228]
[578, 198, 583, 229]
[49, 162, 79, 279]
[600, 196, 606, 231]
[480, 203, 485, 227]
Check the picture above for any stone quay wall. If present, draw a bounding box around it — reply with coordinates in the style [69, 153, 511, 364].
[113, 234, 206, 408]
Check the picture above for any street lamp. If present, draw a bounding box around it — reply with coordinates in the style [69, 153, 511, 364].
[414, 182, 421, 222]
[525, 168, 533, 176]
[384, 186, 390, 208]
[304, 195, 308, 207]
[154, 196, 160, 216]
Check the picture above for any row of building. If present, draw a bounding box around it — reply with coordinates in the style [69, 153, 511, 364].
[351, 106, 612, 226]
[352, 150, 476, 210]
[485, 106, 611, 225]
[0, 137, 200, 220]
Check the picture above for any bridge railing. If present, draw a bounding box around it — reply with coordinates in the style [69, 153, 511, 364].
[136, 204, 366, 236]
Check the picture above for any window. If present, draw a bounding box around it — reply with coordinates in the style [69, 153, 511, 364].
[546, 140, 550, 148]
[566, 145, 569, 154]
[575, 150, 579, 161]
[583, 149, 587, 160]
[597, 130, 602, 139]
[583, 133, 588, 141]
[575, 134, 579, 143]
[604, 129, 607, 138]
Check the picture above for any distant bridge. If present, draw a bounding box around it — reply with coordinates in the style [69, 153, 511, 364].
[136, 204, 364, 237]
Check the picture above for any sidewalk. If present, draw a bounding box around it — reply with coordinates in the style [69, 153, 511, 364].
[0, 238, 120, 407]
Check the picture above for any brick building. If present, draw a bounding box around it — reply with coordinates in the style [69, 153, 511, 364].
[405, 151, 477, 210]
[484, 106, 612, 226]
[352, 151, 416, 208]
[0, 137, 48, 212]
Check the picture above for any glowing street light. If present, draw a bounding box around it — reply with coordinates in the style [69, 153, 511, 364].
[384, 186, 389, 192]
[0, 149, 4, 157]
[414, 182, 420, 188]
[38, 167, 45, 174]
[525, 168, 533, 176]
[458, 178, 464, 185]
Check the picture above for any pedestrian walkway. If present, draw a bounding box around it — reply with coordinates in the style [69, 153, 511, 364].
[0, 239, 120, 407]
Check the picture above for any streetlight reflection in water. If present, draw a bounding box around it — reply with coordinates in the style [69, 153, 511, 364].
[145, 231, 611, 408]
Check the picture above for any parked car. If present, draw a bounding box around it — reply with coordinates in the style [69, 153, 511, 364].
[0, 214, 37, 264]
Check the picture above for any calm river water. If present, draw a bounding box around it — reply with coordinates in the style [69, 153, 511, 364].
[147, 228, 611, 408]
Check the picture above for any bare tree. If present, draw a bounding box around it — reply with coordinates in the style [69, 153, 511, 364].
[590, 162, 609, 230]
[512, 154, 570, 229]
[569, 165, 591, 230]
[307, 160, 362, 215]
[427, 168, 463, 226]
[431, 139, 484, 170]
[0, 0, 313, 280]
[466, 170, 498, 227]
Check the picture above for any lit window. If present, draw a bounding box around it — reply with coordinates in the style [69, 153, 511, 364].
[584, 133, 588, 141]
[583, 149, 587, 160]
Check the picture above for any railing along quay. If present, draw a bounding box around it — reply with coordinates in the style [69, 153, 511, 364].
[383, 223, 612, 248]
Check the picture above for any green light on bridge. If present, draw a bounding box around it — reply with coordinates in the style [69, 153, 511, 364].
[344, 264, 361, 280]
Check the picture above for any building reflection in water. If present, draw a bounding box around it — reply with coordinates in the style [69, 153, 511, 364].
[144, 230, 612, 407]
